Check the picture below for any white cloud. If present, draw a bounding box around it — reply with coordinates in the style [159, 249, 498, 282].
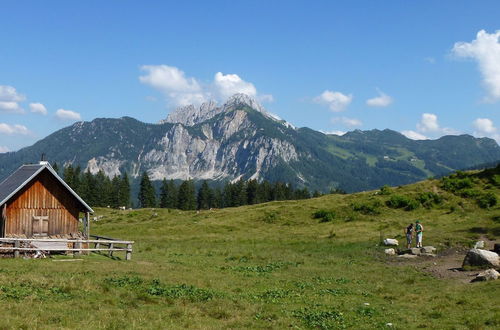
[321, 130, 347, 136]
[452, 30, 500, 102]
[0, 123, 30, 135]
[473, 118, 500, 142]
[29, 102, 47, 115]
[55, 109, 81, 121]
[213, 72, 257, 100]
[401, 130, 428, 140]
[314, 90, 352, 112]
[331, 116, 362, 127]
[139, 65, 272, 108]
[416, 113, 440, 133]
[0, 101, 24, 114]
[414, 113, 459, 137]
[366, 89, 393, 107]
[258, 94, 274, 103]
[0, 85, 25, 114]
[139, 65, 206, 106]
[0, 85, 25, 102]
[0, 146, 10, 153]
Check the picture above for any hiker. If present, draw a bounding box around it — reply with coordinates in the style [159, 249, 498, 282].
[415, 220, 424, 248]
[404, 223, 414, 248]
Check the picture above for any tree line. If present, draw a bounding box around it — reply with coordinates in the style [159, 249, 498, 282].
[139, 172, 318, 210]
[56, 164, 337, 210]
[54, 163, 131, 208]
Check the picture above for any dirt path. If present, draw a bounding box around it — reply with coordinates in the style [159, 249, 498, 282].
[387, 237, 499, 283]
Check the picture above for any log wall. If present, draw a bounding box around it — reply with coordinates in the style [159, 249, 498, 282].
[5, 170, 80, 237]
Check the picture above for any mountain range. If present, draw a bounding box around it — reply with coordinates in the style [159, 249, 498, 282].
[1, 93, 499, 192]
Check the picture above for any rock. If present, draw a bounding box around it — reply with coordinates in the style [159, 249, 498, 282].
[462, 249, 500, 269]
[420, 253, 436, 257]
[383, 238, 399, 246]
[474, 240, 485, 249]
[494, 244, 500, 254]
[472, 269, 499, 282]
[410, 248, 422, 255]
[385, 248, 396, 256]
[398, 254, 418, 259]
[421, 246, 436, 254]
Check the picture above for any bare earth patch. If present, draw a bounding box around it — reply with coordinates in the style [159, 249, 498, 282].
[386, 237, 499, 283]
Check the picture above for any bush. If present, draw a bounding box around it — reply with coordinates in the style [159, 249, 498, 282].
[386, 194, 419, 211]
[459, 188, 481, 198]
[350, 200, 381, 215]
[417, 192, 443, 208]
[441, 176, 473, 192]
[312, 210, 336, 222]
[379, 185, 392, 195]
[477, 192, 497, 209]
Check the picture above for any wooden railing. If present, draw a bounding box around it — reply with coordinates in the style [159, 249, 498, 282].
[0, 237, 134, 260]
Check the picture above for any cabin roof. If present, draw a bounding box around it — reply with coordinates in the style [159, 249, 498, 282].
[0, 163, 93, 213]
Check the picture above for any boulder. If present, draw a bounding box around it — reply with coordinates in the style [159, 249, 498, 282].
[472, 269, 499, 282]
[474, 241, 485, 249]
[384, 248, 396, 256]
[383, 238, 399, 246]
[494, 244, 500, 254]
[462, 249, 500, 269]
[421, 246, 436, 254]
[398, 254, 417, 259]
[410, 248, 422, 255]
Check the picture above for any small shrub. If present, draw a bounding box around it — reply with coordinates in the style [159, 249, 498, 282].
[417, 192, 443, 208]
[292, 307, 345, 329]
[379, 185, 392, 195]
[351, 200, 381, 215]
[441, 176, 473, 192]
[386, 195, 419, 211]
[477, 192, 497, 209]
[312, 210, 336, 222]
[262, 211, 279, 223]
[459, 188, 480, 198]
[491, 174, 500, 186]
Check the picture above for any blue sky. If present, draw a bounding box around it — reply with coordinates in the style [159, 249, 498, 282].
[1, 0, 500, 151]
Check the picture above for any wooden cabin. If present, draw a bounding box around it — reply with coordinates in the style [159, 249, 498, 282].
[0, 162, 93, 238]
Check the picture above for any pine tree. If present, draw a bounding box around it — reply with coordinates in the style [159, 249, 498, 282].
[52, 162, 59, 175]
[110, 176, 121, 208]
[212, 187, 223, 208]
[63, 165, 75, 189]
[138, 171, 157, 208]
[246, 179, 259, 204]
[118, 173, 131, 208]
[177, 180, 196, 210]
[94, 171, 111, 207]
[80, 170, 96, 206]
[197, 180, 212, 210]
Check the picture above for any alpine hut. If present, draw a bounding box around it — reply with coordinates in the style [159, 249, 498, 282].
[0, 161, 93, 239]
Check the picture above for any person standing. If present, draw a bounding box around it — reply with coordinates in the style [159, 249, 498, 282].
[404, 223, 414, 249]
[415, 220, 424, 248]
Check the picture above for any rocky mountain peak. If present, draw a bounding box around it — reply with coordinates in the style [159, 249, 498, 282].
[223, 93, 266, 113]
[160, 93, 267, 126]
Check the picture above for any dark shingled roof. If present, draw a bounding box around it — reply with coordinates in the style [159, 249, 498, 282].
[0, 163, 93, 212]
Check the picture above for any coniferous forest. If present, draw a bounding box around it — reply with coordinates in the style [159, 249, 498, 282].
[56, 164, 329, 210]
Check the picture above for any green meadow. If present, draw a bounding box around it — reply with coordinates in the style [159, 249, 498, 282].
[0, 168, 499, 329]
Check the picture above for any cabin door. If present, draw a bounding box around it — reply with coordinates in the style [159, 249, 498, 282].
[32, 216, 49, 237]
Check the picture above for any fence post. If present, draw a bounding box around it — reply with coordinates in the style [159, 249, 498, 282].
[126, 243, 132, 261]
[74, 242, 81, 257]
[14, 240, 20, 258]
[108, 243, 114, 257]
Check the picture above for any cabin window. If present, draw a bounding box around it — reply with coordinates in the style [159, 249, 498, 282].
[32, 216, 49, 237]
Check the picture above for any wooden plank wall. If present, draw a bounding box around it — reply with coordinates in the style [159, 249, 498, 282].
[5, 170, 81, 237]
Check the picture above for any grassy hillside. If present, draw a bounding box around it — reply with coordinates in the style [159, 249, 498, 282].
[0, 167, 499, 329]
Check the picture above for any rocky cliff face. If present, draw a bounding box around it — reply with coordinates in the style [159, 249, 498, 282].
[1, 94, 499, 192]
